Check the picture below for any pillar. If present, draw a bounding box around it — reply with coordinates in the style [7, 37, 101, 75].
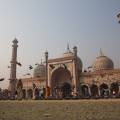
[9, 38, 18, 100]
[98, 86, 101, 96]
[72, 46, 78, 96]
[45, 50, 49, 97]
[88, 86, 91, 97]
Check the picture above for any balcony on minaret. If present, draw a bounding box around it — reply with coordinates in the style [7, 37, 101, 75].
[12, 38, 18, 47]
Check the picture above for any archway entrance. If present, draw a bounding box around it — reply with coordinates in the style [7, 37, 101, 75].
[51, 67, 72, 98]
[81, 85, 89, 98]
[100, 83, 109, 97]
[34, 88, 39, 99]
[61, 83, 71, 98]
[90, 84, 99, 97]
[22, 89, 26, 99]
[27, 89, 33, 99]
[110, 82, 119, 96]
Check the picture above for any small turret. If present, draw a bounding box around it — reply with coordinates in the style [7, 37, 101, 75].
[73, 46, 77, 56]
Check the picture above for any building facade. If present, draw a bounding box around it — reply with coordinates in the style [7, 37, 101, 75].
[19, 46, 120, 99]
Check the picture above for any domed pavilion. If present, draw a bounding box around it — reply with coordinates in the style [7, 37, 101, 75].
[93, 50, 114, 71]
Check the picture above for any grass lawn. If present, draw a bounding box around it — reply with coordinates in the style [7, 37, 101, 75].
[0, 99, 120, 120]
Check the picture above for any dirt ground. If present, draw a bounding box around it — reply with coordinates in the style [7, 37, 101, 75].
[0, 99, 120, 120]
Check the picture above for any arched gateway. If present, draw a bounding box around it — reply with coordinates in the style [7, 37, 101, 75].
[46, 46, 82, 98]
[51, 67, 72, 98]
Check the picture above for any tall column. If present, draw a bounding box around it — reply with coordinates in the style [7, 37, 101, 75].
[45, 50, 48, 87]
[72, 46, 78, 96]
[45, 50, 49, 97]
[88, 86, 91, 96]
[9, 38, 18, 100]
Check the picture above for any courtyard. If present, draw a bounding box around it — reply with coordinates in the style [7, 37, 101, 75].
[0, 99, 120, 120]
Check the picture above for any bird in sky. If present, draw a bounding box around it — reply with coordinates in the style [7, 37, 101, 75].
[0, 78, 4, 81]
[29, 65, 33, 70]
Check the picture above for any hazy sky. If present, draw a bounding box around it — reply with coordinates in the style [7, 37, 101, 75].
[0, 0, 120, 88]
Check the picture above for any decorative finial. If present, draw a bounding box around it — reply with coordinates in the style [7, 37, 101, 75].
[45, 49, 48, 59]
[100, 48, 104, 56]
[45, 50, 48, 56]
[41, 59, 42, 64]
[67, 43, 70, 52]
[13, 38, 18, 43]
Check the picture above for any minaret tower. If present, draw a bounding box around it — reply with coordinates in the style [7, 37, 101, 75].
[73, 46, 78, 96]
[9, 38, 18, 99]
[45, 50, 48, 87]
[45, 50, 49, 98]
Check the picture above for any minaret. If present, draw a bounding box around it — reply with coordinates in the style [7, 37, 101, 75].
[73, 46, 78, 96]
[45, 50, 49, 98]
[45, 50, 48, 87]
[67, 43, 70, 52]
[9, 38, 18, 99]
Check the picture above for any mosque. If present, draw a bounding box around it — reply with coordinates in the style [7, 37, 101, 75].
[9, 39, 120, 99]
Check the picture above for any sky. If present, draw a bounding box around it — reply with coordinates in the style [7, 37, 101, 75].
[0, 0, 120, 89]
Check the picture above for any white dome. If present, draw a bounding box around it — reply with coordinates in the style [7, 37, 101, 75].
[33, 64, 46, 77]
